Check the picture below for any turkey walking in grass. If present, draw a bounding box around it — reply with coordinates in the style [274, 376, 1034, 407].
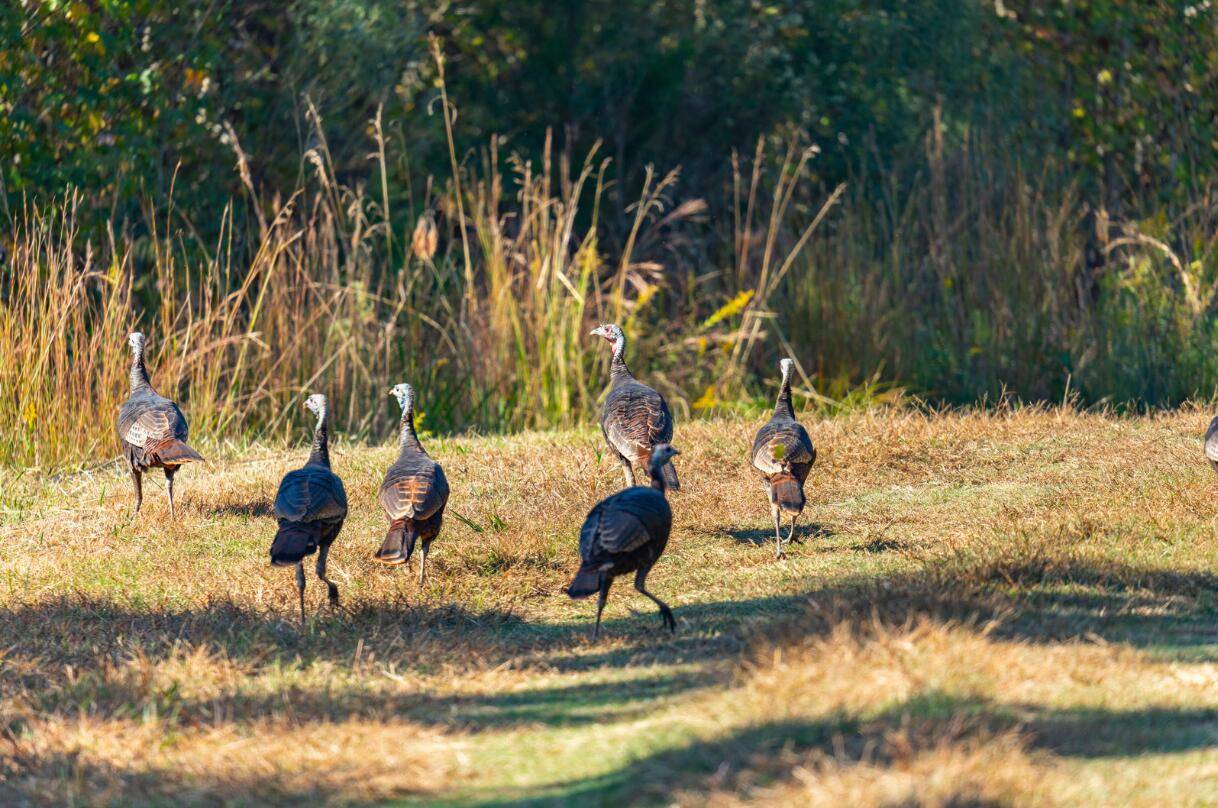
[751, 358, 816, 558]
[373, 382, 449, 584]
[567, 443, 680, 641]
[269, 393, 347, 623]
[117, 332, 203, 517]
[591, 323, 679, 490]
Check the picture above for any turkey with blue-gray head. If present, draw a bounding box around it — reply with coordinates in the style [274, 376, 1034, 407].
[591, 324, 679, 491]
[117, 331, 204, 518]
[269, 393, 347, 623]
[373, 382, 449, 585]
[567, 443, 680, 641]
[751, 358, 816, 558]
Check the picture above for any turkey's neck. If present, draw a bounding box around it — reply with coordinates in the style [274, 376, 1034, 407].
[773, 371, 795, 419]
[648, 460, 667, 493]
[608, 336, 634, 386]
[308, 411, 331, 468]
[398, 406, 424, 454]
[130, 349, 152, 394]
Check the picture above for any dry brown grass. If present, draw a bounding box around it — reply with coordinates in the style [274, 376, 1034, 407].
[3, 406, 1218, 805]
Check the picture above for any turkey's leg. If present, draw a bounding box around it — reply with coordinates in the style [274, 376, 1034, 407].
[316, 542, 339, 605]
[295, 561, 306, 624]
[593, 576, 612, 641]
[771, 502, 784, 559]
[131, 466, 143, 514]
[164, 467, 176, 519]
[634, 567, 675, 632]
[617, 454, 636, 488]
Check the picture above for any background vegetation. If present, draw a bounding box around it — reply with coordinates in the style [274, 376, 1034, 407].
[3, 1, 1218, 466]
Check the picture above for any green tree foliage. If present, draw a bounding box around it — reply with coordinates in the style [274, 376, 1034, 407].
[0, 0, 433, 223]
[1, 0, 1032, 226]
[1003, 0, 1218, 205]
[6, 1, 1218, 412]
[5, 1, 1216, 223]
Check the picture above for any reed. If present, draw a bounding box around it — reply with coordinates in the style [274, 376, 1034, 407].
[0, 134, 752, 468]
[4, 94, 1214, 469]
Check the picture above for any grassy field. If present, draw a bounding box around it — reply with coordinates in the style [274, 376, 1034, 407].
[3, 407, 1218, 805]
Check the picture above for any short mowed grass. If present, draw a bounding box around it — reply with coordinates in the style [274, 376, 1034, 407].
[4, 408, 1218, 805]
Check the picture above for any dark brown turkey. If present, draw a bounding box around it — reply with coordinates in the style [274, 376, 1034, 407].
[269, 393, 347, 623]
[373, 382, 449, 584]
[591, 323, 679, 490]
[117, 332, 203, 517]
[567, 443, 680, 641]
[751, 358, 816, 558]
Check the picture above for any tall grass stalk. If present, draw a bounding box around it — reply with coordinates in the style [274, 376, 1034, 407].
[4, 115, 1213, 469]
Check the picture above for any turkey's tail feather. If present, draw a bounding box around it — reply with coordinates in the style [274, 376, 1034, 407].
[374, 519, 417, 565]
[660, 461, 680, 491]
[148, 438, 203, 466]
[770, 472, 805, 515]
[567, 567, 602, 599]
[270, 520, 322, 566]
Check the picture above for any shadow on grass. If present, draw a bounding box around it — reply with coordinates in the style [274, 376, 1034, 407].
[725, 522, 833, 547]
[450, 690, 1218, 806]
[8, 553, 1218, 804]
[8, 554, 1218, 705]
[0, 591, 817, 730]
[4, 754, 434, 807]
[12, 682, 1218, 806]
[942, 559, 1218, 653]
[203, 499, 274, 518]
[857, 536, 907, 553]
[0, 588, 820, 674]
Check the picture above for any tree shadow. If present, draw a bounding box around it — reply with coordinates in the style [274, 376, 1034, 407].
[11, 554, 1218, 719]
[0, 590, 819, 729]
[9, 554, 1218, 804]
[453, 692, 1218, 806]
[4, 752, 429, 807]
[787, 556, 1218, 660]
[12, 664, 711, 736]
[13, 681, 1218, 806]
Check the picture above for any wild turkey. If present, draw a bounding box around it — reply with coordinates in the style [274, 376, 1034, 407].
[269, 393, 348, 623]
[751, 358, 816, 558]
[1206, 416, 1218, 472]
[591, 323, 679, 490]
[567, 443, 680, 641]
[117, 332, 203, 517]
[373, 382, 449, 584]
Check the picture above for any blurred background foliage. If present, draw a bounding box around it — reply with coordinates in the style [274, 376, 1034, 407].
[13, 1, 1214, 224]
[3, 0, 1218, 465]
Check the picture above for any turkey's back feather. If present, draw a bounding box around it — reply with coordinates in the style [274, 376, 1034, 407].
[601, 381, 673, 460]
[119, 390, 189, 449]
[379, 452, 448, 521]
[275, 466, 348, 524]
[752, 417, 815, 476]
[579, 486, 672, 565]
